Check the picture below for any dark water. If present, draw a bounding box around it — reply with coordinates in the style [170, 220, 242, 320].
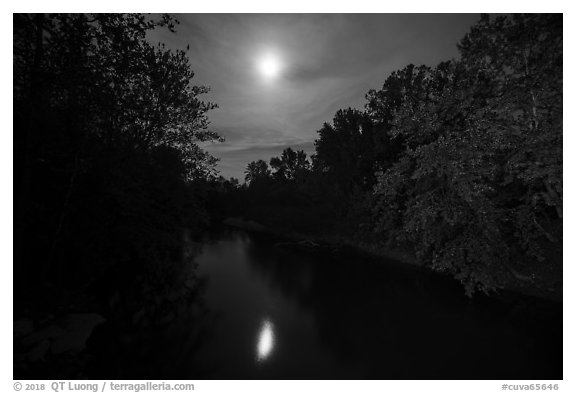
[191, 229, 562, 379]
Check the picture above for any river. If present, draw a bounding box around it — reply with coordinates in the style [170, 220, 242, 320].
[188, 228, 561, 379]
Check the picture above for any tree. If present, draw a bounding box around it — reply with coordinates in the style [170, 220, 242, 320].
[371, 14, 562, 294]
[245, 159, 271, 185]
[14, 13, 221, 183]
[458, 14, 562, 220]
[269, 147, 311, 182]
[14, 13, 222, 285]
[313, 108, 399, 216]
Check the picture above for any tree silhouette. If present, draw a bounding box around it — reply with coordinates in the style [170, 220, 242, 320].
[14, 13, 221, 289]
[245, 159, 271, 185]
[268, 147, 310, 182]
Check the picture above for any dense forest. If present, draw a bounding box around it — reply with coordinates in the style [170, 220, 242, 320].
[13, 13, 562, 378]
[14, 14, 223, 377]
[221, 14, 563, 296]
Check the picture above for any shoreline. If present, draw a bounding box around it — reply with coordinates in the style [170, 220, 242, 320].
[221, 216, 562, 303]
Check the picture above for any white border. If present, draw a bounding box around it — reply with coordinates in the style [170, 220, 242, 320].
[2, 2, 573, 392]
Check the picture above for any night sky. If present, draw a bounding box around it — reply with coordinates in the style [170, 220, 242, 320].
[148, 14, 481, 180]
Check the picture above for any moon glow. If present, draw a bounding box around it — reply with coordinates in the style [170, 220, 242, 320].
[257, 52, 282, 81]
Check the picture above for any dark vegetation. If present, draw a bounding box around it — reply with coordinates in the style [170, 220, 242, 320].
[220, 14, 563, 297]
[14, 14, 221, 377]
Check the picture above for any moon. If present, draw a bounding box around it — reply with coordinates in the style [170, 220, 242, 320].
[257, 52, 283, 81]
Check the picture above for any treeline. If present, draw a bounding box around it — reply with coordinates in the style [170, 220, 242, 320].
[227, 14, 562, 295]
[14, 14, 220, 319]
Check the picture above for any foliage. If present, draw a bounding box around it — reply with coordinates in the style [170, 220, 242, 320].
[314, 109, 401, 196]
[371, 14, 562, 294]
[269, 147, 311, 182]
[14, 13, 220, 181]
[245, 159, 271, 185]
[14, 14, 221, 299]
[245, 148, 312, 188]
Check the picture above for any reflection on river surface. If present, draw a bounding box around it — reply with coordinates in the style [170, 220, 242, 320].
[190, 229, 562, 379]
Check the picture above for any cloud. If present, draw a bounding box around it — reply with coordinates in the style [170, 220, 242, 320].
[149, 14, 480, 179]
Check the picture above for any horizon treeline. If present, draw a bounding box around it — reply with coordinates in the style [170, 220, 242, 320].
[231, 14, 562, 295]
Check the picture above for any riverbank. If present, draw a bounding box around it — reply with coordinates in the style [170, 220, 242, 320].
[222, 216, 562, 302]
[223, 216, 419, 265]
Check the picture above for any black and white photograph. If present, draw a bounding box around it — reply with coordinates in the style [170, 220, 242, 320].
[9, 4, 568, 388]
